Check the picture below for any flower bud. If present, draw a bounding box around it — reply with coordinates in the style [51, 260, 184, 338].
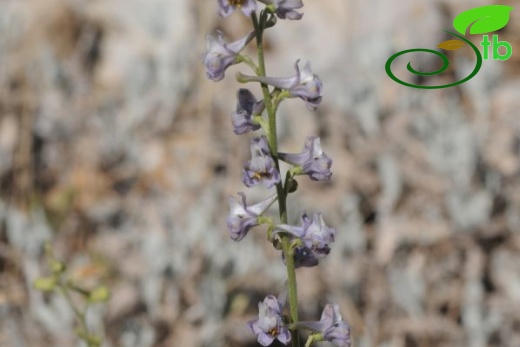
[33, 277, 57, 292]
[50, 259, 66, 274]
[88, 286, 111, 303]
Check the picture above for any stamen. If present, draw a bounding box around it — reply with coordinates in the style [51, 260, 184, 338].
[252, 171, 271, 180]
[268, 327, 279, 337]
[229, 0, 246, 7]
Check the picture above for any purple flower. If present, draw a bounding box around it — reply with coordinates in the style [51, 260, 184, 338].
[227, 192, 277, 241]
[217, 0, 257, 17]
[279, 137, 332, 181]
[243, 136, 281, 188]
[276, 212, 335, 259]
[238, 59, 322, 110]
[259, 0, 304, 20]
[284, 245, 319, 268]
[296, 304, 351, 347]
[204, 31, 254, 82]
[232, 89, 264, 135]
[319, 304, 351, 347]
[248, 295, 291, 346]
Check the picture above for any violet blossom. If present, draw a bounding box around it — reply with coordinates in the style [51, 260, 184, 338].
[248, 295, 291, 346]
[259, 0, 304, 20]
[295, 304, 351, 347]
[276, 212, 335, 260]
[204, 31, 254, 82]
[217, 0, 257, 17]
[238, 59, 322, 109]
[279, 136, 332, 181]
[227, 192, 277, 241]
[285, 245, 319, 268]
[243, 136, 281, 188]
[232, 89, 264, 134]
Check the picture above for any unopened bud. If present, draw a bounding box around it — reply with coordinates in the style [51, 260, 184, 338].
[88, 286, 110, 303]
[33, 277, 57, 292]
[50, 259, 66, 274]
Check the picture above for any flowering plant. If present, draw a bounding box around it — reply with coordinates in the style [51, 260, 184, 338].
[204, 1, 351, 346]
[32, 243, 110, 347]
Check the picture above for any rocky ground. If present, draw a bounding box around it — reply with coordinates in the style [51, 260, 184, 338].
[1, 0, 520, 346]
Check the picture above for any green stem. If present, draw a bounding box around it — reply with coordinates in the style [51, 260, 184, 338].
[59, 284, 84, 324]
[58, 282, 99, 347]
[236, 54, 259, 74]
[252, 11, 300, 347]
[304, 335, 315, 347]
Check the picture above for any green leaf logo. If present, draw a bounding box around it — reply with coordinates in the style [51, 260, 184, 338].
[437, 39, 466, 51]
[453, 5, 514, 35]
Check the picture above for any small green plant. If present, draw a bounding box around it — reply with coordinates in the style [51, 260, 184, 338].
[33, 243, 110, 347]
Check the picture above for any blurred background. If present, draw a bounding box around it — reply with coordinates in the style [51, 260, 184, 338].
[1, 0, 520, 346]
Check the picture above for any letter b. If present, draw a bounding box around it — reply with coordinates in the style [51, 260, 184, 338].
[492, 34, 512, 61]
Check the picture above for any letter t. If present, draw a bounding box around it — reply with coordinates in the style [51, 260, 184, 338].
[480, 35, 491, 60]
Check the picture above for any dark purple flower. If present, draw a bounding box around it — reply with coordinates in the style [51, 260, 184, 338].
[232, 89, 264, 135]
[285, 245, 319, 268]
[204, 31, 254, 82]
[295, 304, 351, 347]
[237, 59, 322, 110]
[259, 0, 304, 20]
[276, 212, 335, 259]
[227, 192, 277, 241]
[243, 136, 281, 188]
[248, 295, 291, 346]
[217, 0, 257, 17]
[279, 137, 332, 181]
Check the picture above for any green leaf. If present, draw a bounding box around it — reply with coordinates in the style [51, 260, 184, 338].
[453, 5, 514, 35]
[437, 39, 466, 51]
